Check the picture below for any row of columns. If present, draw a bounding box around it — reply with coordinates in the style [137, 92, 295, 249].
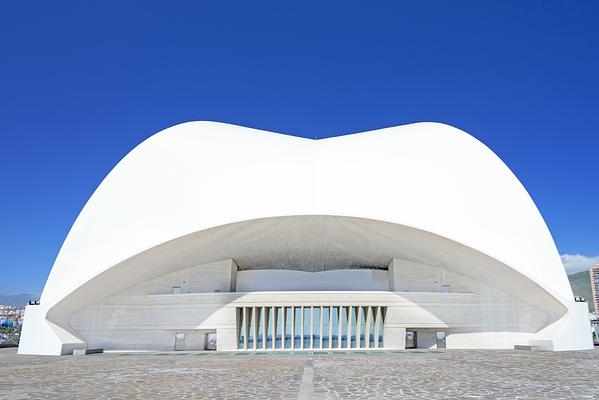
[238, 305, 386, 350]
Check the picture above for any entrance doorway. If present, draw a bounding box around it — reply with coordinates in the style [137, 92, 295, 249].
[174, 333, 185, 351]
[205, 332, 217, 350]
[436, 331, 446, 348]
[406, 330, 417, 349]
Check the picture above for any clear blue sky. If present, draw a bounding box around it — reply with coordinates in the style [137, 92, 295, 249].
[1, 1, 597, 294]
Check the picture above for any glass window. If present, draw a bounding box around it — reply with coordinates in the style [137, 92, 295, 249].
[436, 331, 446, 349]
[322, 307, 330, 348]
[276, 307, 283, 349]
[304, 307, 312, 348]
[341, 307, 348, 348]
[350, 307, 357, 349]
[238, 308, 245, 349]
[332, 307, 339, 348]
[295, 307, 302, 348]
[313, 307, 321, 349]
[285, 307, 293, 349]
[369, 307, 376, 347]
[248, 308, 255, 347]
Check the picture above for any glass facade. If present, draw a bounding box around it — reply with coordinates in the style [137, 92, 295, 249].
[237, 305, 386, 350]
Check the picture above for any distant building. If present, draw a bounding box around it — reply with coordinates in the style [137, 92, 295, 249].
[590, 265, 599, 313]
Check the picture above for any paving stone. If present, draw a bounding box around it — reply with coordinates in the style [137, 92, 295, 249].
[0, 348, 597, 399]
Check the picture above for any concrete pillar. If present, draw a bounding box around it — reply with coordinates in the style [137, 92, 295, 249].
[310, 307, 314, 349]
[271, 306, 276, 350]
[355, 306, 362, 349]
[374, 306, 381, 349]
[338, 306, 342, 349]
[300, 306, 305, 349]
[388, 258, 399, 292]
[291, 306, 295, 350]
[281, 306, 286, 350]
[364, 306, 371, 349]
[228, 260, 238, 292]
[319, 306, 324, 349]
[262, 306, 267, 350]
[328, 307, 333, 349]
[347, 306, 353, 349]
[252, 306, 258, 350]
[242, 307, 248, 350]
[272, 307, 278, 350]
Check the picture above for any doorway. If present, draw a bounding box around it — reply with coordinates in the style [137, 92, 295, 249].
[205, 332, 217, 350]
[174, 333, 185, 351]
[406, 330, 417, 349]
[436, 331, 446, 349]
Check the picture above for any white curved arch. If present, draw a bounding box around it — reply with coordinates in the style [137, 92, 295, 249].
[19, 121, 592, 354]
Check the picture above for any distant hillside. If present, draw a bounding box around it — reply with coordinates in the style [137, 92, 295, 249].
[0, 293, 38, 306]
[568, 271, 594, 312]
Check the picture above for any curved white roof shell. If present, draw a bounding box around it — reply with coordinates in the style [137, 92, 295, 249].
[20, 121, 592, 354]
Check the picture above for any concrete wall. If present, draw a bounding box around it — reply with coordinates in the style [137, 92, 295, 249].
[125, 259, 237, 296]
[67, 258, 555, 352]
[389, 258, 483, 294]
[237, 269, 388, 292]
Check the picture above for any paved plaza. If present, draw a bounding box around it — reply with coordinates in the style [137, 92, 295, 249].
[1, 348, 598, 399]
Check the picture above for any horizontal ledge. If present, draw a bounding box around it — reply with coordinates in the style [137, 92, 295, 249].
[146, 290, 476, 297]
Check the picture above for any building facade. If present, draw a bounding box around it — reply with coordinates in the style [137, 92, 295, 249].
[18, 122, 593, 355]
[590, 265, 599, 313]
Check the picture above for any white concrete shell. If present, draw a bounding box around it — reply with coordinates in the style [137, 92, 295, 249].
[19, 122, 592, 355]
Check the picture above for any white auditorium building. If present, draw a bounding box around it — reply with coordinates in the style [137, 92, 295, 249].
[18, 122, 592, 355]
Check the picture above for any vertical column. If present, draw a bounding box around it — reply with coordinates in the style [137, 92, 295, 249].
[374, 306, 381, 349]
[257, 307, 263, 350]
[347, 306, 353, 349]
[280, 306, 284, 350]
[270, 306, 275, 350]
[381, 307, 386, 348]
[388, 258, 399, 291]
[247, 307, 252, 350]
[291, 306, 295, 350]
[252, 306, 258, 350]
[372, 306, 381, 349]
[310, 306, 314, 349]
[337, 306, 342, 349]
[243, 307, 248, 350]
[364, 306, 371, 349]
[319, 306, 324, 349]
[300, 306, 305, 349]
[355, 306, 362, 349]
[228, 259, 238, 292]
[379, 307, 389, 348]
[262, 306, 267, 350]
[281, 306, 286, 350]
[329, 306, 333, 349]
[236, 308, 241, 350]
[274, 306, 278, 350]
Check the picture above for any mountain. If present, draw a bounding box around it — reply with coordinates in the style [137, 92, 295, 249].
[568, 270, 594, 312]
[0, 293, 38, 306]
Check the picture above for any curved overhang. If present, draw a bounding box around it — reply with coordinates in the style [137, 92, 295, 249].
[40, 122, 573, 308]
[47, 215, 566, 339]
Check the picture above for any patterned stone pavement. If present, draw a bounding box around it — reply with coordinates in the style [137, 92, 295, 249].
[1, 348, 598, 399]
